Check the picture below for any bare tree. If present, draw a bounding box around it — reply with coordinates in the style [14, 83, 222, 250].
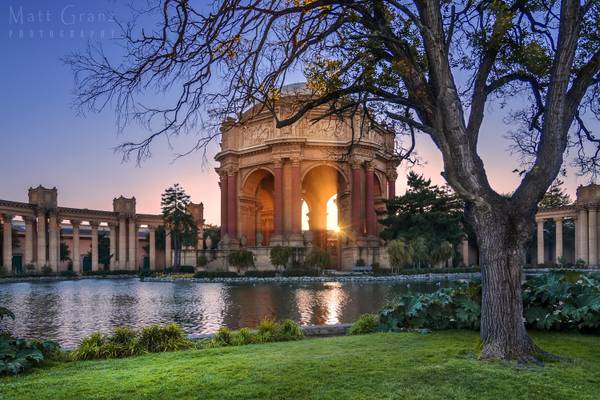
[66, 0, 599, 360]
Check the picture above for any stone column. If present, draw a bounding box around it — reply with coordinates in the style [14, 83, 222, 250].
[24, 216, 34, 266]
[128, 218, 136, 270]
[555, 217, 563, 264]
[48, 212, 59, 271]
[351, 159, 363, 236]
[574, 216, 579, 261]
[36, 210, 47, 268]
[119, 216, 127, 269]
[536, 219, 544, 266]
[108, 222, 116, 269]
[578, 208, 588, 263]
[461, 238, 469, 266]
[2, 214, 12, 268]
[227, 169, 238, 239]
[90, 221, 99, 271]
[273, 160, 284, 239]
[219, 171, 228, 239]
[387, 169, 397, 199]
[365, 162, 376, 237]
[589, 207, 598, 266]
[71, 220, 81, 273]
[165, 229, 172, 268]
[148, 225, 156, 270]
[290, 158, 303, 244]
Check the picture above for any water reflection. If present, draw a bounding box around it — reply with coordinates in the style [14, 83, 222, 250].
[0, 279, 452, 347]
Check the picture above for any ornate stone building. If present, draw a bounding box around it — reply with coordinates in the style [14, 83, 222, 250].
[214, 84, 400, 269]
[0, 186, 205, 273]
[534, 184, 600, 266]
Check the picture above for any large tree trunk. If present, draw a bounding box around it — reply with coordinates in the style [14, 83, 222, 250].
[469, 202, 540, 360]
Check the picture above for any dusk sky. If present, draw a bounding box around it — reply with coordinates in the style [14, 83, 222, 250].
[0, 0, 592, 224]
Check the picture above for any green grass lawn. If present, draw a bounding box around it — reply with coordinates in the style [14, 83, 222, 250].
[1, 331, 599, 400]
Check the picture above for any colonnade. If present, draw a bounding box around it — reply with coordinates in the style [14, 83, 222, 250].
[536, 206, 599, 266]
[0, 212, 165, 272]
[219, 158, 398, 246]
[0, 186, 203, 273]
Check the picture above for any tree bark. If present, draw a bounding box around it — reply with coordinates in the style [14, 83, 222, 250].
[469, 202, 539, 360]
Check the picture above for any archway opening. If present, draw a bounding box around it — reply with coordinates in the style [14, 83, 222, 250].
[301, 165, 348, 262]
[241, 169, 275, 246]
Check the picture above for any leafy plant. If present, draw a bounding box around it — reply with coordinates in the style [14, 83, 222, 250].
[228, 249, 255, 274]
[138, 323, 191, 353]
[270, 246, 293, 271]
[348, 314, 379, 335]
[304, 248, 331, 273]
[72, 323, 191, 361]
[379, 272, 600, 333]
[197, 254, 208, 267]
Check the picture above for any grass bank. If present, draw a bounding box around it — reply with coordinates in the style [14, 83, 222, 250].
[1, 331, 599, 400]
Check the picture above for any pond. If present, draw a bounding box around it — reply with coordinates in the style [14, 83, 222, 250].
[0, 278, 456, 347]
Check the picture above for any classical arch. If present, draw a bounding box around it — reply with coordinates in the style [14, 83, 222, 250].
[302, 165, 349, 250]
[240, 168, 275, 246]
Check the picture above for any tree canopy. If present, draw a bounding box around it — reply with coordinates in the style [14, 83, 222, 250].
[381, 172, 466, 247]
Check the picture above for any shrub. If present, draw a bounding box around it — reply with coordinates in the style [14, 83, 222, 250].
[72, 323, 191, 361]
[212, 327, 233, 346]
[379, 272, 600, 333]
[71, 332, 107, 361]
[197, 254, 208, 267]
[348, 314, 380, 335]
[0, 308, 61, 375]
[0, 333, 60, 375]
[193, 271, 240, 279]
[231, 327, 255, 346]
[277, 319, 304, 341]
[355, 258, 366, 267]
[281, 268, 319, 277]
[228, 249, 255, 273]
[0, 266, 8, 277]
[41, 266, 54, 275]
[60, 270, 77, 277]
[304, 248, 331, 273]
[138, 323, 191, 353]
[270, 246, 293, 271]
[178, 265, 195, 273]
[244, 270, 277, 278]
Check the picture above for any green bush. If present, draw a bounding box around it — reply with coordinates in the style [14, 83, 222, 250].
[72, 323, 192, 361]
[0, 266, 7, 277]
[60, 270, 77, 277]
[138, 323, 191, 352]
[281, 268, 319, 277]
[348, 314, 380, 335]
[228, 249, 255, 273]
[41, 266, 53, 275]
[304, 248, 331, 272]
[206, 319, 303, 349]
[379, 272, 600, 333]
[177, 265, 195, 273]
[211, 327, 233, 347]
[0, 334, 60, 375]
[244, 270, 277, 278]
[197, 254, 209, 267]
[0, 307, 61, 375]
[193, 271, 240, 279]
[270, 246, 293, 271]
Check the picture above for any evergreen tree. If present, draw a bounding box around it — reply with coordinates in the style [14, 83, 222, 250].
[380, 172, 466, 267]
[161, 183, 195, 270]
[539, 179, 572, 208]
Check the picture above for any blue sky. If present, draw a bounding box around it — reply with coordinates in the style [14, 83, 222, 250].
[0, 1, 592, 224]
